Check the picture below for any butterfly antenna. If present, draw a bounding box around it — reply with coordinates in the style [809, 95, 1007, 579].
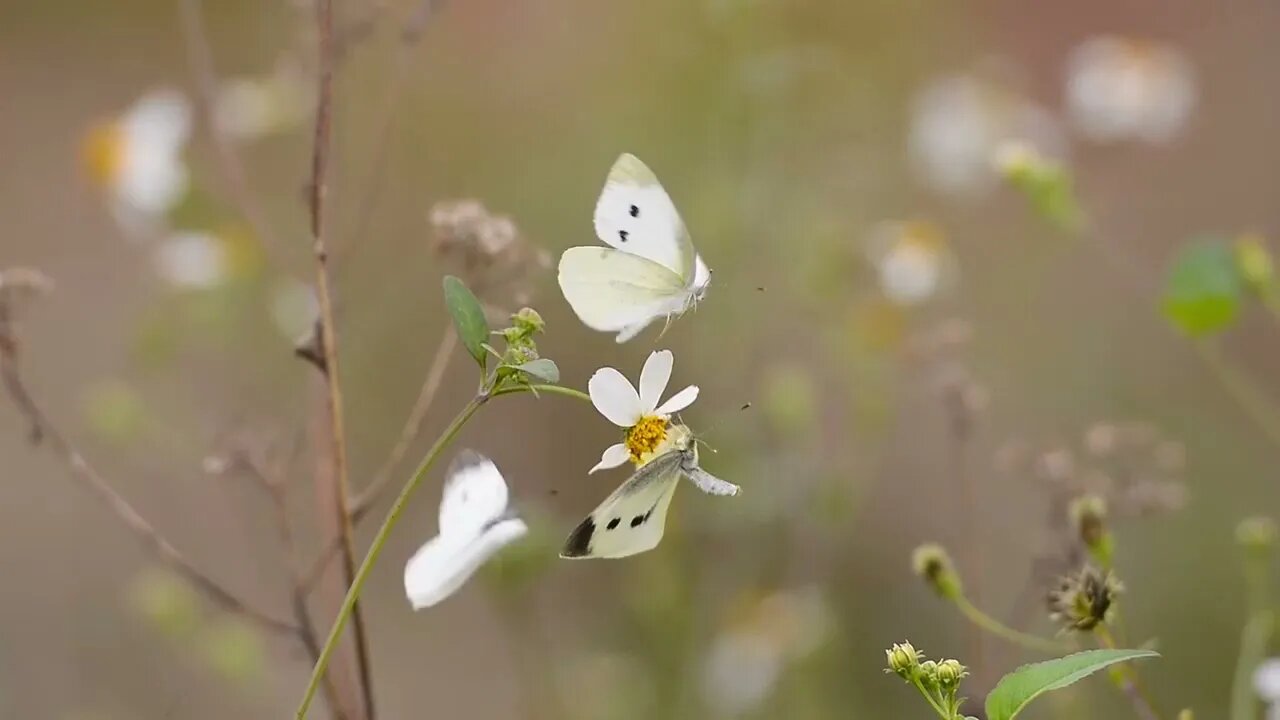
[681, 402, 752, 448]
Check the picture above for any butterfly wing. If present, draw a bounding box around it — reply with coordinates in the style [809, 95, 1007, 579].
[558, 246, 691, 340]
[593, 153, 698, 286]
[561, 451, 684, 559]
[403, 518, 528, 609]
[438, 450, 510, 537]
[404, 450, 527, 609]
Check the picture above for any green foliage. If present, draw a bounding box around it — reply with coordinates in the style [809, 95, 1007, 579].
[984, 649, 1159, 720]
[514, 358, 559, 383]
[998, 145, 1084, 234]
[1163, 240, 1244, 337]
[442, 275, 489, 368]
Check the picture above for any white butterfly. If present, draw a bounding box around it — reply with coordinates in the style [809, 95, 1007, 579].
[560, 427, 738, 559]
[558, 154, 712, 344]
[404, 451, 528, 609]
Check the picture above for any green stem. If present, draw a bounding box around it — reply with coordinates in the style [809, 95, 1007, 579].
[1192, 339, 1280, 450]
[952, 594, 1065, 655]
[1229, 559, 1275, 720]
[295, 396, 485, 719]
[491, 383, 592, 403]
[1096, 624, 1163, 720]
[910, 676, 953, 719]
[294, 381, 593, 719]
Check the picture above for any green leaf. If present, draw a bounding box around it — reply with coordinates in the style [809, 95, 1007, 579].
[515, 358, 559, 383]
[442, 276, 489, 367]
[985, 649, 1159, 720]
[1163, 240, 1244, 337]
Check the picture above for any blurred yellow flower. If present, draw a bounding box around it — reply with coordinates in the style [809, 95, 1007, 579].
[1066, 36, 1196, 144]
[910, 70, 1064, 199]
[214, 63, 309, 141]
[83, 89, 192, 225]
[863, 220, 956, 306]
[701, 587, 832, 716]
[152, 231, 229, 290]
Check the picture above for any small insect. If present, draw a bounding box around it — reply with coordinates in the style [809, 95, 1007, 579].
[558, 154, 712, 343]
[403, 451, 527, 609]
[561, 426, 738, 559]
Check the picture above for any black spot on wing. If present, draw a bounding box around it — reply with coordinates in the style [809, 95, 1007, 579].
[629, 204, 639, 218]
[561, 516, 596, 558]
[606, 517, 621, 530]
[629, 505, 656, 529]
[618, 230, 629, 242]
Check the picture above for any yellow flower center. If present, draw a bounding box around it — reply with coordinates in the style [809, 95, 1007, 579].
[625, 415, 669, 464]
[83, 121, 125, 187]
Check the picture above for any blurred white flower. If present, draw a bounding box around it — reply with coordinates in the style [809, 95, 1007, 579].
[588, 349, 699, 474]
[269, 278, 319, 342]
[701, 587, 832, 716]
[1066, 36, 1196, 144]
[863, 220, 955, 306]
[909, 73, 1064, 198]
[84, 88, 192, 224]
[1257, 658, 1280, 720]
[152, 231, 228, 290]
[215, 65, 309, 141]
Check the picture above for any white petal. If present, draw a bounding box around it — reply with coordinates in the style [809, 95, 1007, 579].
[1256, 658, 1280, 701]
[590, 444, 631, 474]
[588, 367, 643, 426]
[655, 385, 699, 415]
[638, 350, 673, 412]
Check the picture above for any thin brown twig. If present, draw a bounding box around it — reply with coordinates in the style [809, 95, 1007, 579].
[352, 326, 457, 517]
[306, 1, 376, 718]
[177, 0, 289, 267]
[335, 0, 439, 268]
[299, 327, 457, 591]
[0, 299, 298, 639]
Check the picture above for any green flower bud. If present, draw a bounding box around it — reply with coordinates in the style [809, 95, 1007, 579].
[885, 641, 921, 679]
[1070, 494, 1114, 567]
[1236, 516, 1276, 558]
[935, 659, 968, 690]
[917, 660, 940, 688]
[1235, 234, 1274, 292]
[912, 544, 963, 600]
[511, 307, 545, 336]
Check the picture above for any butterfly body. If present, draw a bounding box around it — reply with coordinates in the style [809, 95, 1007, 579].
[561, 429, 738, 559]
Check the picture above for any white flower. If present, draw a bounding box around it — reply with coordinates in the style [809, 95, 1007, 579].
[269, 278, 319, 343]
[214, 65, 309, 141]
[84, 88, 192, 225]
[909, 72, 1064, 199]
[700, 587, 833, 717]
[863, 220, 954, 306]
[702, 631, 782, 717]
[588, 349, 699, 473]
[152, 231, 228, 289]
[1066, 36, 1196, 144]
[1257, 658, 1280, 720]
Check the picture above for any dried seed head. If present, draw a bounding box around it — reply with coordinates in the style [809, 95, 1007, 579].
[1069, 494, 1108, 546]
[428, 199, 550, 312]
[912, 544, 963, 600]
[1047, 565, 1123, 632]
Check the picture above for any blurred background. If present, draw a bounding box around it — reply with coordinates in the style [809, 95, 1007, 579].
[2, 0, 1279, 717]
